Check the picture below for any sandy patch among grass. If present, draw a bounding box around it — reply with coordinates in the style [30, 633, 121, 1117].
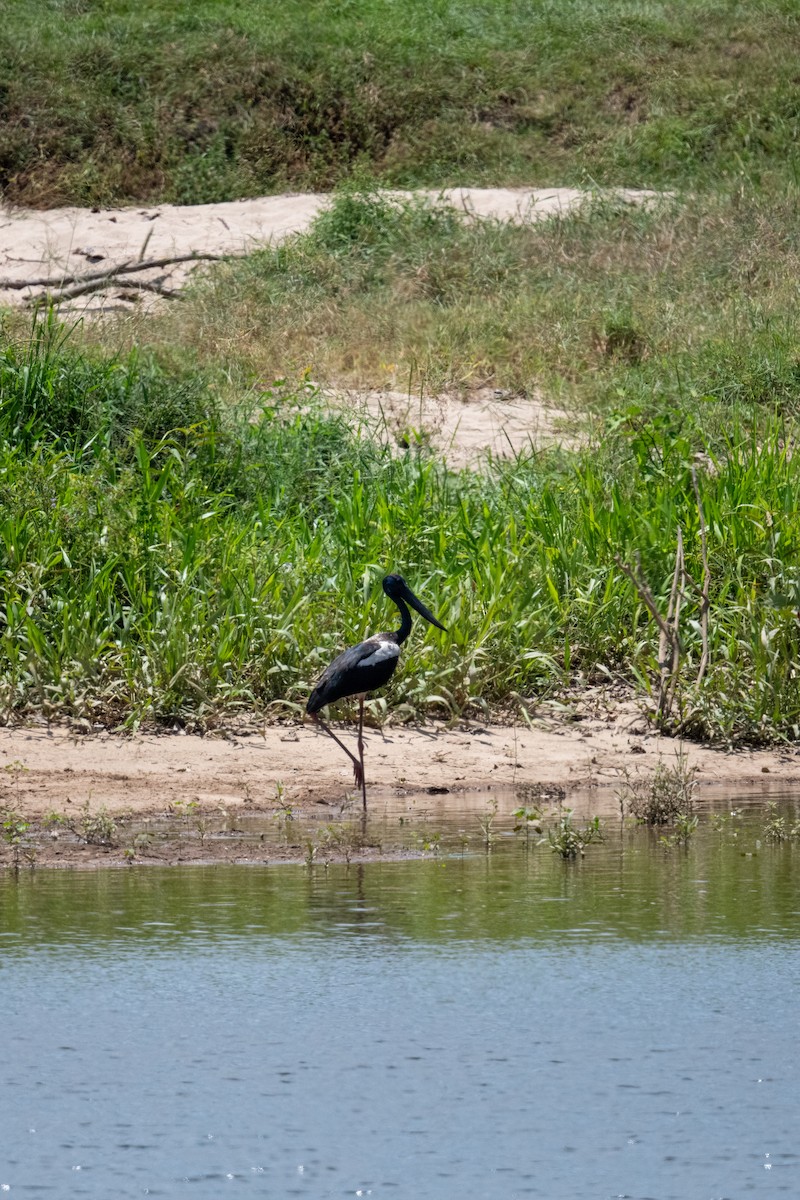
[0, 187, 664, 313]
[327, 385, 577, 468]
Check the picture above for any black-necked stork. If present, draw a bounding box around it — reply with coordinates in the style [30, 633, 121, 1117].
[307, 573, 447, 810]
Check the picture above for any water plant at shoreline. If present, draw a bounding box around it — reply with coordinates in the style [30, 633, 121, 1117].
[543, 810, 603, 859]
[760, 803, 800, 844]
[0, 806, 36, 868]
[658, 811, 699, 850]
[513, 806, 544, 849]
[476, 798, 499, 851]
[617, 753, 699, 826]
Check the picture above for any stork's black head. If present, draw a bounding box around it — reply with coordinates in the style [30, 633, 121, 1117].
[382, 574, 447, 631]
[382, 573, 407, 599]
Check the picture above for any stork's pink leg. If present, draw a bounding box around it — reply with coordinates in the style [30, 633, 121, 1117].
[312, 713, 363, 788]
[357, 695, 367, 811]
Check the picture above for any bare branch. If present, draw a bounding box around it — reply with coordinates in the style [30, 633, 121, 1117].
[615, 548, 684, 726]
[614, 553, 673, 643]
[28, 277, 184, 305]
[691, 466, 711, 686]
[664, 528, 685, 720]
[0, 260, 127, 289]
[0, 251, 225, 292]
[138, 226, 154, 263]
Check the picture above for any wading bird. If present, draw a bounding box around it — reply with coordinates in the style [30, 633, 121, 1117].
[307, 574, 447, 811]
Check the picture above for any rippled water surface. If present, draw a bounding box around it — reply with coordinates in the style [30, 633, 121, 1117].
[2, 800, 800, 1198]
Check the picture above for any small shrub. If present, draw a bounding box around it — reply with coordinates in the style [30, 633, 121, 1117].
[1, 806, 36, 867]
[659, 811, 699, 849]
[543, 810, 603, 858]
[513, 805, 543, 847]
[761, 803, 800, 844]
[617, 753, 698, 825]
[68, 802, 118, 846]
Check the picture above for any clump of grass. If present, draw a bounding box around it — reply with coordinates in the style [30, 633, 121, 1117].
[0, 316, 219, 460]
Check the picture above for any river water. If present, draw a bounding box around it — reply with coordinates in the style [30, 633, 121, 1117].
[1, 800, 799, 1198]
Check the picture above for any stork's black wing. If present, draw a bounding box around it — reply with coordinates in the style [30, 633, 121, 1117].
[306, 633, 401, 714]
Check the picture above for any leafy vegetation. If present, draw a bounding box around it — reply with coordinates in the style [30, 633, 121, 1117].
[1, 806, 36, 867]
[544, 810, 603, 859]
[617, 753, 698, 825]
[2, 0, 800, 754]
[2, 1, 800, 206]
[761, 802, 800, 844]
[2, 314, 800, 742]
[616, 752, 701, 848]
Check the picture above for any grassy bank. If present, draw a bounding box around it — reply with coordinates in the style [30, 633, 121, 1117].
[2, 1, 800, 206]
[1, 319, 799, 742]
[131, 186, 800, 428]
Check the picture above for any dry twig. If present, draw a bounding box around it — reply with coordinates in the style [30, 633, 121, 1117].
[28, 276, 184, 304]
[662, 527, 685, 720]
[617, 473, 711, 730]
[0, 251, 224, 298]
[691, 467, 711, 685]
[615, 543, 685, 726]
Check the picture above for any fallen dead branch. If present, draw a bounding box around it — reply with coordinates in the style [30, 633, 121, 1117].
[0, 251, 224, 291]
[0, 251, 225, 305]
[28, 276, 184, 304]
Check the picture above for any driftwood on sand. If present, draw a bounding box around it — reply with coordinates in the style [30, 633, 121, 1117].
[0, 251, 225, 306]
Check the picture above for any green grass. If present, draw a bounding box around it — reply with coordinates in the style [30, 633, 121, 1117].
[2, 0, 800, 756]
[132, 186, 800, 433]
[2, 318, 800, 743]
[2, 1, 800, 205]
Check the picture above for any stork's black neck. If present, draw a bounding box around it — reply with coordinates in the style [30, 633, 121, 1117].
[392, 596, 413, 645]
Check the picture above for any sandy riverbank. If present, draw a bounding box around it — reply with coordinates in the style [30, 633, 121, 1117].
[1, 704, 795, 867]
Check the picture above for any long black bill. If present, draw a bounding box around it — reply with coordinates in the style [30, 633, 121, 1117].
[403, 584, 447, 632]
